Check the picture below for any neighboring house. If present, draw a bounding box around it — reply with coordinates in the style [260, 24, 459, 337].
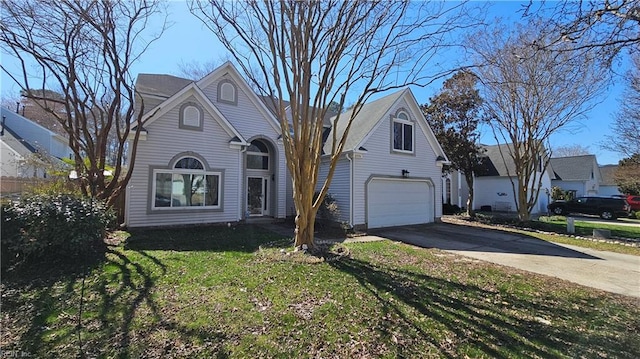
[549, 155, 602, 197]
[318, 89, 449, 229]
[125, 62, 287, 228]
[599, 164, 623, 197]
[472, 143, 553, 214]
[442, 170, 470, 209]
[0, 107, 70, 178]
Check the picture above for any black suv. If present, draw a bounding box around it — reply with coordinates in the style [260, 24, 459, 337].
[547, 197, 630, 220]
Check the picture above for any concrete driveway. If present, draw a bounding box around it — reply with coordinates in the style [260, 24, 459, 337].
[372, 223, 640, 298]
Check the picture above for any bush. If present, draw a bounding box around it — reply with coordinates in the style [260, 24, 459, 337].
[634, 211, 640, 220]
[1, 194, 114, 267]
[314, 192, 341, 228]
[443, 203, 461, 215]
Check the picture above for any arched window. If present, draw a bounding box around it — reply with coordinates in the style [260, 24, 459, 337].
[392, 110, 413, 153]
[247, 140, 269, 170]
[153, 155, 221, 209]
[217, 79, 238, 105]
[179, 103, 203, 130]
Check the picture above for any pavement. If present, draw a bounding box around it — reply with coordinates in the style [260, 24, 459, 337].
[373, 223, 640, 298]
[259, 221, 640, 298]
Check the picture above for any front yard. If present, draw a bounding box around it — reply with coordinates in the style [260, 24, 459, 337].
[1, 225, 639, 358]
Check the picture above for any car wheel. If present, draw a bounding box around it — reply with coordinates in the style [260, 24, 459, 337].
[553, 207, 564, 215]
[600, 210, 614, 220]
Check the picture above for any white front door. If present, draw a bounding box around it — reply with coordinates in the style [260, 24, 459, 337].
[247, 176, 269, 216]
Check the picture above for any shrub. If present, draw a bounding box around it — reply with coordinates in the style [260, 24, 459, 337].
[1, 194, 114, 267]
[443, 203, 461, 215]
[634, 211, 640, 220]
[314, 192, 341, 228]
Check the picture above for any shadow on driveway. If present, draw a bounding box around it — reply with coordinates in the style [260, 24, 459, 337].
[372, 223, 601, 260]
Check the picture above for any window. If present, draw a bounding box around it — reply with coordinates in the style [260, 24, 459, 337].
[153, 156, 220, 209]
[179, 103, 203, 130]
[445, 178, 452, 204]
[392, 112, 413, 153]
[217, 80, 238, 105]
[247, 140, 269, 170]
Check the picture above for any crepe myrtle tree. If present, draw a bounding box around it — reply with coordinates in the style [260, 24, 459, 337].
[526, 0, 640, 66]
[0, 0, 166, 207]
[189, 0, 481, 248]
[471, 19, 609, 221]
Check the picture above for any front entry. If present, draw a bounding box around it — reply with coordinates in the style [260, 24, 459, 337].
[247, 176, 269, 216]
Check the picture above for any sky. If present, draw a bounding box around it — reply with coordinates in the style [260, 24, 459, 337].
[0, 1, 628, 165]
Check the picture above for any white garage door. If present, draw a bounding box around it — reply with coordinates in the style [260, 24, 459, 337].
[367, 178, 433, 229]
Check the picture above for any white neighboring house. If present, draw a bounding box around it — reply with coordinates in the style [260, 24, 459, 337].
[549, 155, 602, 197]
[0, 107, 70, 178]
[472, 143, 553, 214]
[598, 164, 623, 197]
[318, 89, 449, 230]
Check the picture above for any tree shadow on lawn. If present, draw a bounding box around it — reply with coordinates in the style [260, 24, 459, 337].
[329, 256, 635, 358]
[1, 246, 231, 358]
[124, 224, 286, 253]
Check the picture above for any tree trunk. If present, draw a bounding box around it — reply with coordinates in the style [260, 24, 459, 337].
[294, 210, 316, 248]
[465, 173, 476, 218]
[517, 185, 531, 222]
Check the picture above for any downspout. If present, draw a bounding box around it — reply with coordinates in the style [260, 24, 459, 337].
[346, 153, 354, 228]
[239, 145, 247, 221]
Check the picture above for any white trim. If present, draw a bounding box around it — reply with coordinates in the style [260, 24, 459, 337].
[196, 62, 282, 133]
[391, 116, 415, 153]
[151, 158, 222, 210]
[137, 84, 247, 145]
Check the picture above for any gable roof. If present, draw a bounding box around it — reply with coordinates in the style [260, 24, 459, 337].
[323, 89, 406, 154]
[258, 96, 338, 128]
[136, 74, 192, 99]
[1, 124, 37, 158]
[476, 143, 552, 178]
[549, 155, 598, 181]
[138, 82, 247, 145]
[599, 164, 618, 186]
[477, 143, 516, 177]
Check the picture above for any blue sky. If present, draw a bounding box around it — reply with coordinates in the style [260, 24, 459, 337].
[1, 1, 625, 165]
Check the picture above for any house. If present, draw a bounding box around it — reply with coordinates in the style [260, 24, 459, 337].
[472, 143, 553, 214]
[0, 107, 70, 178]
[125, 62, 448, 229]
[598, 164, 623, 197]
[549, 155, 602, 197]
[318, 89, 449, 229]
[125, 62, 287, 228]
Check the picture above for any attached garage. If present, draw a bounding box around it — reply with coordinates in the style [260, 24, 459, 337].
[367, 178, 434, 229]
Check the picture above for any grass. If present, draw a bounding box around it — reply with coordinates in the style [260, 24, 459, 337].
[2, 224, 639, 358]
[536, 216, 640, 239]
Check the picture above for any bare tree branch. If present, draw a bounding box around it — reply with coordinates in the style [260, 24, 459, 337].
[1, 0, 166, 208]
[471, 19, 609, 221]
[190, 0, 482, 246]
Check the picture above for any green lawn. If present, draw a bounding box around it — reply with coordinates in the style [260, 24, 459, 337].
[536, 216, 640, 239]
[2, 225, 639, 358]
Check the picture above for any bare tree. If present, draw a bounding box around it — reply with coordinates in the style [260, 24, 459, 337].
[190, 0, 479, 247]
[604, 54, 640, 158]
[176, 56, 230, 80]
[422, 70, 486, 218]
[471, 20, 608, 221]
[552, 144, 592, 157]
[528, 0, 640, 65]
[1, 0, 166, 207]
